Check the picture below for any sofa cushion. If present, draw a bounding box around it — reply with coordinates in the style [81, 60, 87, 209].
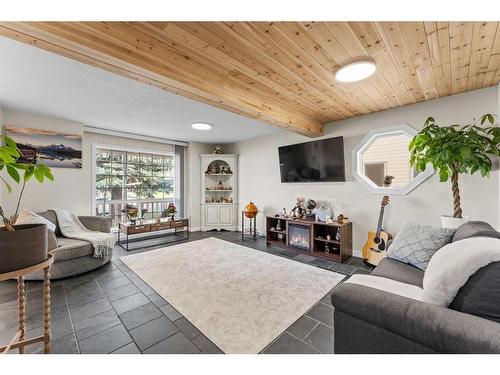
[50, 237, 93, 262]
[450, 262, 500, 323]
[386, 222, 455, 271]
[37, 210, 60, 236]
[452, 221, 500, 242]
[371, 258, 424, 287]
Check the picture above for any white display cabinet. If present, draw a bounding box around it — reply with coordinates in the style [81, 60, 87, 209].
[200, 154, 238, 231]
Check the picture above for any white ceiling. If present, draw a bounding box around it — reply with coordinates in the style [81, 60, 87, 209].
[0, 36, 281, 143]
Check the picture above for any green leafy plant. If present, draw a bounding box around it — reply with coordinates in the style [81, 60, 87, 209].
[0, 135, 54, 231]
[409, 114, 500, 218]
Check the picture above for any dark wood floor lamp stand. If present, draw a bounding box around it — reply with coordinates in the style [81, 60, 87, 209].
[241, 211, 257, 241]
[0, 254, 53, 355]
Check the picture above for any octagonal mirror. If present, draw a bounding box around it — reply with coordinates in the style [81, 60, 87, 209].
[352, 124, 434, 195]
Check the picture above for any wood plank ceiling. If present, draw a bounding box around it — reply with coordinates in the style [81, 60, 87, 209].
[0, 22, 499, 137]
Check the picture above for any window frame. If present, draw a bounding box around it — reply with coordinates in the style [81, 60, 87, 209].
[91, 143, 176, 227]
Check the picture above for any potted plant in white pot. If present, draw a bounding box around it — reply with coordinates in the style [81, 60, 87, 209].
[409, 114, 500, 229]
[0, 135, 54, 273]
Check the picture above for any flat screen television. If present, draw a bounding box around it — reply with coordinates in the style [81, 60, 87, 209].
[278, 137, 345, 182]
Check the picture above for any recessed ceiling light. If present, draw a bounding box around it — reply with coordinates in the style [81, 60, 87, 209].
[335, 61, 376, 83]
[191, 122, 212, 130]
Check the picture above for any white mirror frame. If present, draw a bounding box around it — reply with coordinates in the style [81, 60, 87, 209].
[352, 124, 434, 195]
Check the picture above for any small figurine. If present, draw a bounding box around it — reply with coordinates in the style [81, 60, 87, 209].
[276, 220, 282, 231]
[218, 181, 224, 189]
[325, 245, 330, 253]
[335, 229, 341, 241]
[215, 164, 220, 174]
[213, 145, 224, 154]
[290, 197, 305, 219]
[326, 234, 331, 241]
[325, 215, 334, 224]
[337, 214, 349, 224]
[281, 208, 287, 217]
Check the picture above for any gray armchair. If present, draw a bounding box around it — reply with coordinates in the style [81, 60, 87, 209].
[25, 211, 113, 280]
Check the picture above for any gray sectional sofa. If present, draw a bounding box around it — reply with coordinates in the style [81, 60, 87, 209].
[25, 211, 113, 280]
[332, 222, 500, 354]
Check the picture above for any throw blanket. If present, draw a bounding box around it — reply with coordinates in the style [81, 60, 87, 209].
[423, 237, 500, 306]
[344, 274, 423, 301]
[53, 209, 115, 258]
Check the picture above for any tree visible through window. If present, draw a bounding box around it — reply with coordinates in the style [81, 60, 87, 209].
[95, 148, 174, 227]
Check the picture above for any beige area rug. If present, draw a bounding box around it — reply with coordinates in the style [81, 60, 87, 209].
[120, 237, 344, 353]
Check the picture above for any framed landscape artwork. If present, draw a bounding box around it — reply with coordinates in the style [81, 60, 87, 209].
[4, 126, 83, 168]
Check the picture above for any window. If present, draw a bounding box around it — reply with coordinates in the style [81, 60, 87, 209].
[94, 146, 178, 228]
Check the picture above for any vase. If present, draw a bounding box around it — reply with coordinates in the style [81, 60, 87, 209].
[440, 215, 470, 229]
[0, 223, 48, 273]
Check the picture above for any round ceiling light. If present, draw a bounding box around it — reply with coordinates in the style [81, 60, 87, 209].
[191, 122, 212, 130]
[335, 61, 376, 83]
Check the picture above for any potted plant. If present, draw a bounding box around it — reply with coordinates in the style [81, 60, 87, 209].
[409, 114, 500, 228]
[166, 203, 177, 220]
[0, 135, 54, 273]
[383, 175, 394, 187]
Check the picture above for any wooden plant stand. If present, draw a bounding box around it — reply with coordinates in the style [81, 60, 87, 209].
[0, 253, 54, 354]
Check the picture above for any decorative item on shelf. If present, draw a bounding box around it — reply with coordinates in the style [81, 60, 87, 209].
[276, 220, 282, 232]
[126, 205, 139, 224]
[225, 166, 232, 174]
[166, 203, 177, 220]
[337, 214, 349, 224]
[215, 164, 220, 174]
[316, 203, 332, 222]
[326, 234, 331, 241]
[325, 244, 330, 253]
[304, 199, 317, 220]
[290, 197, 305, 219]
[242, 202, 258, 241]
[217, 181, 224, 189]
[335, 229, 341, 241]
[205, 165, 213, 175]
[213, 145, 224, 154]
[270, 227, 275, 231]
[383, 175, 394, 187]
[325, 215, 335, 224]
[0, 135, 55, 273]
[281, 208, 287, 217]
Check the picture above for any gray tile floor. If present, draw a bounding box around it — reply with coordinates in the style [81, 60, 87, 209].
[0, 230, 373, 354]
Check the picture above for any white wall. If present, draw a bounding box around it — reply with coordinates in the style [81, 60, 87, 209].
[228, 87, 500, 255]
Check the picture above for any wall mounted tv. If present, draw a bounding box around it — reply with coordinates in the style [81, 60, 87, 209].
[278, 137, 346, 183]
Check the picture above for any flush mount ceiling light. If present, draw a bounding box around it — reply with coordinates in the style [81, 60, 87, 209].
[335, 61, 377, 83]
[191, 122, 212, 130]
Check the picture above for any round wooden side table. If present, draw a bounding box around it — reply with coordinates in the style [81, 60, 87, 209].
[0, 253, 54, 354]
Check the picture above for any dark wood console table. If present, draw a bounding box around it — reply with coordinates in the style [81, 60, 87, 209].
[118, 218, 189, 251]
[266, 216, 352, 263]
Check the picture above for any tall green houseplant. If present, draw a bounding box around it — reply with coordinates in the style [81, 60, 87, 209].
[0, 135, 54, 230]
[409, 114, 500, 219]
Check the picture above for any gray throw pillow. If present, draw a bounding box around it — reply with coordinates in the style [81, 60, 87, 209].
[386, 222, 455, 271]
[452, 221, 500, 242]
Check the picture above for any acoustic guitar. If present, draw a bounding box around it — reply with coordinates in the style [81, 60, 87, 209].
[362, 196, 392, 266]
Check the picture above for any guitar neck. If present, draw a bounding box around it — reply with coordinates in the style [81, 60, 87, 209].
[376, 206, 385, 236]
